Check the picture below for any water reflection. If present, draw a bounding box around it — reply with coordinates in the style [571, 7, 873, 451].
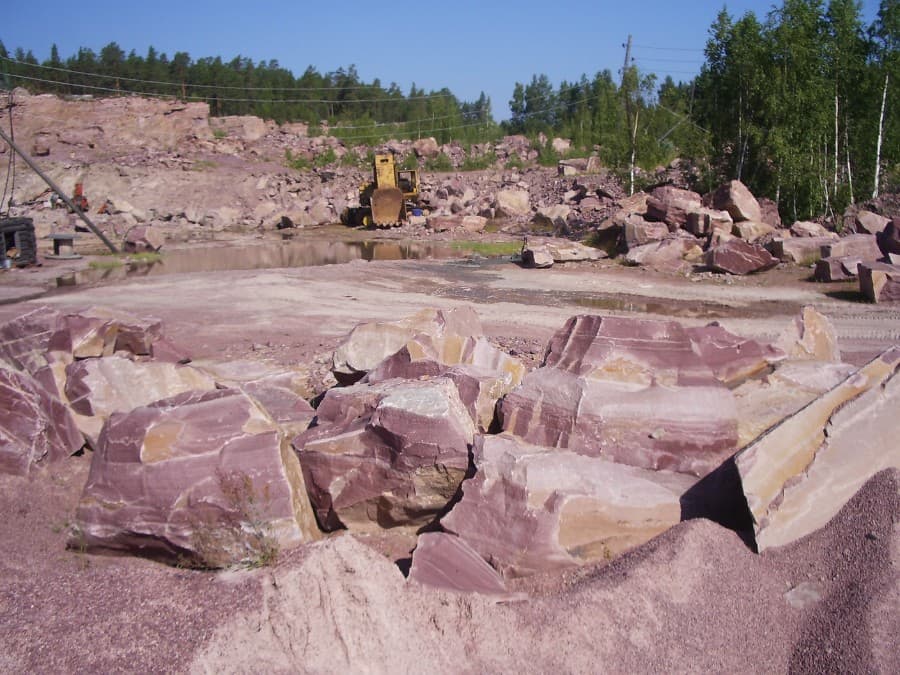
[56, 239, 468, 288]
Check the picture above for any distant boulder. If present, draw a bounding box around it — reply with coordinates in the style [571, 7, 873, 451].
[710, 180, 762, 223]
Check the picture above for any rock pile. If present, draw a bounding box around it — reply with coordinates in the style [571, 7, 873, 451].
[4, 301, 895, 581]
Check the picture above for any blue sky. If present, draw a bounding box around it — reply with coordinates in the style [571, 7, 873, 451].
[1, 1, 881, 120]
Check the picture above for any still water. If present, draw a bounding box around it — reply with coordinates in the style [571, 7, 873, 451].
[56, 239, 490, 288]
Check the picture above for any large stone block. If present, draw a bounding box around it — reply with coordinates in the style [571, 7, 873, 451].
[706, 239, 778, 275]
[366, 332, 525, 432]
[294, 378, 476, 532]
[75, 388, 321, 566]
[0, 364, 83, 476]
[710, 180, 762, 222]
[0, 306, 61, 373]
[441, 434, 695, 578]
[332, 306, 482, 384]
[735, 348, 900, 551]
[500, 315, 740, 476]
[859, 262, 900, 303]
[820, 234, 882, 261]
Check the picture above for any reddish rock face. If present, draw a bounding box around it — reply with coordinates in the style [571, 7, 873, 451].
[542, 315, 717, 386]
[365, 333, 525, 432]
[711, 180, 762, 223]
[686, 323, 784, 386]
[440, 434, 695, 578]
[821, 234, 882, 261]
[0, 306, 61, 373]
[859, 262, 900, 303]
[623, 218, 669, 249]
[500, 316, 740, 477]
[624, 237, 700, 274]
[854, 210, 890, 235]
[768, 236, 836, 265]
[408, 532, 508, 595]
[332, 307, 483, 385]
[877, 220, 900, 257]
[758, 197, 782, 228]
[815, 256, 862, 282]
[706, 238, 778, 275]
[294, 378, 476, 532]
[644, 186, 702, 232]
[0, 364, 84, 476]
[75, 388, 320, 566]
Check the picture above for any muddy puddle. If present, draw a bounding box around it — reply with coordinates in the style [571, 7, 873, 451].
[56, 239, 503, 288]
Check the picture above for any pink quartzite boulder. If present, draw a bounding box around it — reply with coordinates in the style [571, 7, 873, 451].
[814, 256, 863, 282]
[790, 220, 835, 238]
[500, 316, 739, 477]
[685, 207, 733, 237]
[768, 236, 835, 265]
[877, 220, 900, 257]
[365, 332, 525, 432]
[75, 388, 320, 566]
[711, 180, 762, 223]
[0, 306, 61, 373]
[294, 378, 476, 532]
[332, 307, 483, 385]
[64, 356, 218, 446]
[736, 348, 900, 551]
[859, 262, 900, 303]
[624, 237, 701, 274]
[123, 225, 165, 253]
[854, 210, 890, 235]
[706, 238, 778, 274]
[820, 234, 882, 261]
[758, 197, 782, 228]
[0, 364, 84, 476]
[644, 186, 702, 232]
[440, 434, 696, 578]
[624, 218, 670, 249]
[408, 532, 508, 595]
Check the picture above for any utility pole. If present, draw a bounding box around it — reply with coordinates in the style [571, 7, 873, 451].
[621, 35, 632, 88]
[622, 35, 637, 196]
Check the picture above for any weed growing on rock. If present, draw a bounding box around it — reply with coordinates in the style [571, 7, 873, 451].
[188, 469, 280, 570]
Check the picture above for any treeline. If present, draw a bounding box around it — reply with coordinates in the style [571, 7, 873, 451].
[0, 41, 497, 145]
[506, 0, 898, 219]
[1, 0, 897, 219]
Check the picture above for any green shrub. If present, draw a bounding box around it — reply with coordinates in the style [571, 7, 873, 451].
[425, 154, 453, 172]
[285, 149, 310, 170]
[461, 150, 498, 171]
[314, 147, 337, 168]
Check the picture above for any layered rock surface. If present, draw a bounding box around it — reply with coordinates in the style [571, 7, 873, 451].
[76, 388, 320, 565]
[332, 306, 483, 384]
[441, 434, 695, 577]
[0, 364, 84, 476]
[736, 347, 900, 550]
[500, 315, 740, 476]
[294, 378, 476, 532]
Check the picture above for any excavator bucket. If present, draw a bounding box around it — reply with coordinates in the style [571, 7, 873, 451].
[370, 187, 404, 226]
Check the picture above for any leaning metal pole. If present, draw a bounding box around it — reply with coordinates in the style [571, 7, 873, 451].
[0, 125, 118, 253]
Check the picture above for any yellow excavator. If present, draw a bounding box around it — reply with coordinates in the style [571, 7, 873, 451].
[344, 153, 420, 227]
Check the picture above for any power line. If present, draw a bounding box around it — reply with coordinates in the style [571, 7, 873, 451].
[0, 56, 455, 97]
[5, 73, 456, 104]
[632, 45, 704, 52]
